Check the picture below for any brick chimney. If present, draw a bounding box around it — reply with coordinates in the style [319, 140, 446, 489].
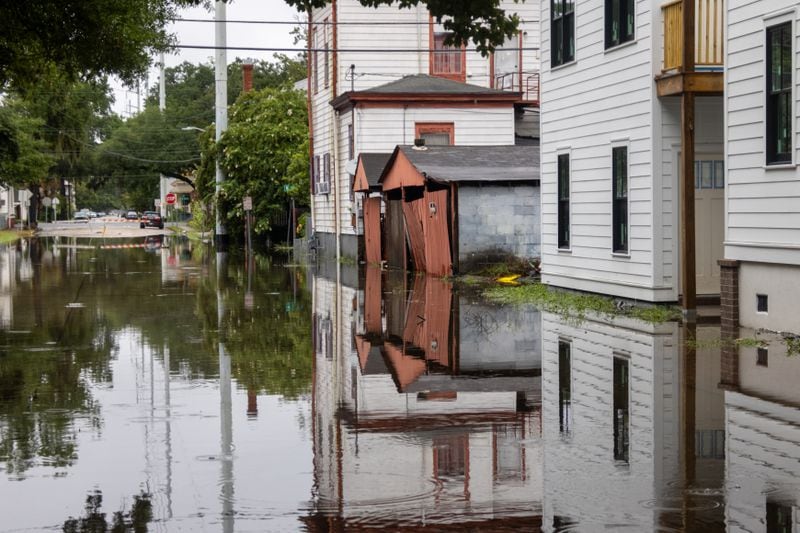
[242, 63, 254, 93]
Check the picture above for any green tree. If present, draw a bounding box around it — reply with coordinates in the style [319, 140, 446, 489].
[197, 88, 309, 240]
[0, 105, 53, 192]
[286, 0, 521, 52]
[90, 56, 307, 213]
[0, 0, 206, 89]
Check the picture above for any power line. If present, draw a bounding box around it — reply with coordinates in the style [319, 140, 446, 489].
[177, 44, 540, 53]
[172, 17, 536, 26]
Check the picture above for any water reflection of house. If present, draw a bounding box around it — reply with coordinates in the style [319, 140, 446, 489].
[307, 267, 542, 529]
[722, 333, 800, 531]
[541, 313, 725, 530]
[0, 242, 17, 326]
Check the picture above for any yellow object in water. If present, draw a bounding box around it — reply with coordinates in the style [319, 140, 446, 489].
[496, 274, 521, 285]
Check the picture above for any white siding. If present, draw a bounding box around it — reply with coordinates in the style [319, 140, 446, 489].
[310, 0, 541, 240]
[725, 2, 800, 266]
[310, 4, 336, 234]
[355, 106, 515, 151]
[541, 0, 666, 301]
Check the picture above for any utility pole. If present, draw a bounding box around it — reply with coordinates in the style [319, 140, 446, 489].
[214, 0, 229, 248]
[159, 52, 168, 219]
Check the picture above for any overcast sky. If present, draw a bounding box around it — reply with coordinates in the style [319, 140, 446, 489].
[112, 0, 302, 116]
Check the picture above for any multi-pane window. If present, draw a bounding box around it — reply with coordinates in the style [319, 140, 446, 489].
[766, 22, 792, 164]
[605, 0, 635, 48]
[347, 124, 354, 160]
[431, 32, 465, 81]
[313, 154, 330, 195]
[551, 0, 575, 67]
[323, 19, 330, 89]
[612, 146, 628, 254]
[557, 154, 570, 249]
[558, 340, 572, 436]
[312, 27, 319, 93]
[416, 123, 454, 146]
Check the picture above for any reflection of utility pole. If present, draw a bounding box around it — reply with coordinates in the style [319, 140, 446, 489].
[217, 251, 234, 533]
[159, 53, 168, 219]
[164, 343, 173, 518]
[214, 1, 228, 248]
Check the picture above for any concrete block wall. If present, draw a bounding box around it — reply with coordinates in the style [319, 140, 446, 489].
[457, 183, 540, 271]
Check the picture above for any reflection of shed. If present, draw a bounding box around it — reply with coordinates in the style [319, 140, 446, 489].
[353, 153, 392, 265]
[355, 272, 541, 396]
[379, 145, 540, 276]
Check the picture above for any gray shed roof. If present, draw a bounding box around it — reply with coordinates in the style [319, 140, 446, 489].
[388, 144, 540, 184]
[360, 74, 509, 95]
[359, 153, 393, 188]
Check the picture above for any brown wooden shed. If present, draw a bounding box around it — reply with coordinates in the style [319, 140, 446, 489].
[353, 153, 393, 266]
[378, 144, 540, 277]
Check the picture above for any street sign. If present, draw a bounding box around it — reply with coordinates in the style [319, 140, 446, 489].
[154, 199, 161, 207]
[243, 196, 252, 211]
[42, 197, 52, 207]
[52, 197, 60, 205]
[165, 192, 177, 205]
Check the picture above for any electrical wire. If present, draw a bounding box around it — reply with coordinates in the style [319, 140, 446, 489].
[172, 17, 536, 26]
[177, 44, 539, 53]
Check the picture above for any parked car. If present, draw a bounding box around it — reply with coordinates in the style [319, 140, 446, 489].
[140, 211, 164, 230]
[125, 211, 139, 220]
[73, 212, 90, 222]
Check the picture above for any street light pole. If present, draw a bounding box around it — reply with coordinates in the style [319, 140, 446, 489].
[214, 0, 228, 249]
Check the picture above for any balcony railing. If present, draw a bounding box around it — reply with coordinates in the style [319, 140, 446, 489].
[662, 0, 723, 72]
[494, 70, 540, 104]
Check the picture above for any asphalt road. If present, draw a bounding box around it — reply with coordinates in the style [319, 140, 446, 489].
[37, 217, 170, 238]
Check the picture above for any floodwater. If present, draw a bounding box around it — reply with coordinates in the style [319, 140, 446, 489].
[0, 237, 797, 532]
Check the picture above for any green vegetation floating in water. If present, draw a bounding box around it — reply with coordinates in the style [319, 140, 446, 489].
[0, 230, 29, 244]
[783, 335, 800, 356]
[484, 282, 682, 324]
[685, 336, 767, 350]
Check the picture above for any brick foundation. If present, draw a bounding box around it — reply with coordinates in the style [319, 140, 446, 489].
[718, 259, 740, 390]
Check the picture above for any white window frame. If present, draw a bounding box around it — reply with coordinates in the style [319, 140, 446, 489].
[556, 148, 572, 252]
[610, 139, 631, 258]
[762, 10, 796, 169]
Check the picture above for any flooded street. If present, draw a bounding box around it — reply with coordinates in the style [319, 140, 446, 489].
[0, 237, 798, 531]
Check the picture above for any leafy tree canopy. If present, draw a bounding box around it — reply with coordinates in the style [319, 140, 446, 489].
[0, 0, 204, 89]
[196, 87, 309, 237]
[286, 0, 523, 52]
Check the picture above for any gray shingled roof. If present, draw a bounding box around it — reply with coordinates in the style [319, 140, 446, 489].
[359, 153, 393, 188]
[360, 74, 510, 95]
[388, 144, 540, 184]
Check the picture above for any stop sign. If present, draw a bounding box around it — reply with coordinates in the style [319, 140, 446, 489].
[165, 192, 177, 205]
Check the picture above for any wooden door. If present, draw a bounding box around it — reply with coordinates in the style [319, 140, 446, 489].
[363, 197, 382, 265]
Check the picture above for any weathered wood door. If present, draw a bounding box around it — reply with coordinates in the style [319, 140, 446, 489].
[422, 188, 453, 277]
[402, 195, 427, 272]
[363, 197, 382, 265]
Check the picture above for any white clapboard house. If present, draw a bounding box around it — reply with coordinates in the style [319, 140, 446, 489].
[721, 2, 800, 334]
[540, 0, 725, 309]
[307, 0, 540, 260]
